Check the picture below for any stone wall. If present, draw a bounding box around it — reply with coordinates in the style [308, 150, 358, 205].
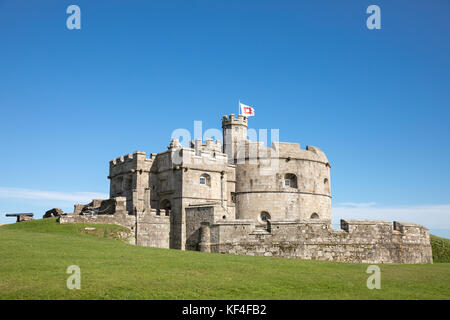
[136, 209, 170, 248]
[59, 197, 171, 248]
[185, 203, 229, 250]
[198, 219, 432, 264]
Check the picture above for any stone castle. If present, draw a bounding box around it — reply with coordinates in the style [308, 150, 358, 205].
[60, 114, 433, 264]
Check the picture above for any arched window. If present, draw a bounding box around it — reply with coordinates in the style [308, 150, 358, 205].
[260, 211, 271, 222]
[200, 173, 211, 186]
[284, 173, 298, 188]
[160, 199, 171, 216]
[310, 213, 319, 219]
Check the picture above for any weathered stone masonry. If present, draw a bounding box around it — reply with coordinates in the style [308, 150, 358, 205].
[195, 212, 432, 264]
[60, 114, 433, 264]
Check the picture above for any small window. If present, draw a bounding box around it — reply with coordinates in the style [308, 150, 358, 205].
[200, 173, 211, 186]
[284, 173, 297, 188]
[260, 211, 271, 222]
[311, 213, 319, 219]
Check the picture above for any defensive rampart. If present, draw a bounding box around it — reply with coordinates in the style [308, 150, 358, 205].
[196, 217, 432, 264]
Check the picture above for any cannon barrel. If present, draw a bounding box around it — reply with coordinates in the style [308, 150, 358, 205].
[5, 213, 34, 217]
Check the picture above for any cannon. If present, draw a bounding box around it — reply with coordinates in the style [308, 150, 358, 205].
[5, 213, 34, 223]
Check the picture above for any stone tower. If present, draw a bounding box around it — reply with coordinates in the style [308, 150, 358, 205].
[221, 114, 248, 164]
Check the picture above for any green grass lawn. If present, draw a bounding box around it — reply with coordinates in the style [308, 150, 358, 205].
[0, 219, 449, 300]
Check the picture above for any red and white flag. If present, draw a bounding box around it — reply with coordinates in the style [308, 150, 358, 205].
[239, 102, 255, 117]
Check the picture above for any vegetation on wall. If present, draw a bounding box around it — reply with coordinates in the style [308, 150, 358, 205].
[430, 235, 450, 263]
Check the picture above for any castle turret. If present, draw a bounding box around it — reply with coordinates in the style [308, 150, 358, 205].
[222, 114, 248, 164]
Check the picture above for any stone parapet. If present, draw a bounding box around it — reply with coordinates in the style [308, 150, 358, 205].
[202, 219, 432, 264]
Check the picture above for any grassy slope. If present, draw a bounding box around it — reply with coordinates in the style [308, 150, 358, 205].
[0, 219, 449, 300]
[431, 235, 450, 263]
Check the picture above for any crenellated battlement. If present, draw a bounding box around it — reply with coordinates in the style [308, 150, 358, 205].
[110, 155, 126, 166]
[231, 140, 329, 164]
[189, 138, 222, 153]
[221, 113, 248, 127]
[144, 208, 172, 218]
[208, 218, 425, 240]
[181, 146, 228, 165]
[339, 219, 430, 239]
[110, 151, 149, 167]
[202, 218, 432, 263]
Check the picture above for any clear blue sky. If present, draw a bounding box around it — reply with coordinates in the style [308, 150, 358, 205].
[1, 1, 449, 236]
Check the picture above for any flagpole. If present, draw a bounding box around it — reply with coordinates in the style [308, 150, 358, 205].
[238, 99, 240, 116]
